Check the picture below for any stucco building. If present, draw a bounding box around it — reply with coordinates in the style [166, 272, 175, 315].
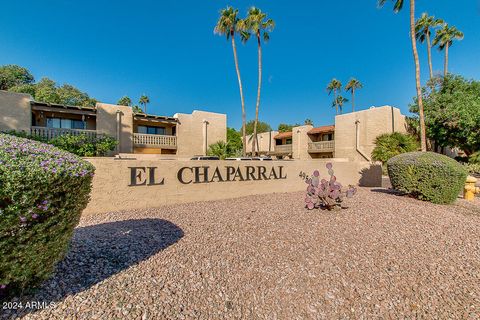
[246, 106, 407, 161]
[0, 90, 226, 157]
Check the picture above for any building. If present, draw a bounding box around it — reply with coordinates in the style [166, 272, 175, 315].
[0, 90, 226, 157]
[246, 106, 407, 161]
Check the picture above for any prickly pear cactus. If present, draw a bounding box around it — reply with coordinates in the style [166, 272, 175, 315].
[300, 163, 357, 210]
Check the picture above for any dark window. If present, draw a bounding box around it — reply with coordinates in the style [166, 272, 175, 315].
[47, 118, 85, 129]
[286, 138, 292, 145]
[137, 125, 166, 135]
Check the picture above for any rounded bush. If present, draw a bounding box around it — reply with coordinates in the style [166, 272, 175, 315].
[387, 152, 467, 204]
[0, 134, 94, 299]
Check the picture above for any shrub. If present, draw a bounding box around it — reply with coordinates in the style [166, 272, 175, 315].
[371, 132, 419, 164]
[0, 134, 94, 299]
[300, 163, 357, 210]
[469, 151, 480, 164]
[6, 131, 117, 157]
[387, 152, 467, 204]
[464, 163, 480, 175]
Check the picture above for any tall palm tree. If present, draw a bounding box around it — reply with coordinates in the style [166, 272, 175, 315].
[214, 7, 248, 156]
[238, 7, 275, 156]
[415, 13, 444, 80]
[379, 0, 427, 152]
[345, 78, 363, 112]
[326, 79, 342, 115]
[332, 95, 348, 114]
[433, 24, 464, 77]
[139, 95, 150, 113]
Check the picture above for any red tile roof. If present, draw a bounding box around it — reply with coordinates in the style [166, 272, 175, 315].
[274, 132, 292, 139]
[308, 125, 335, 135]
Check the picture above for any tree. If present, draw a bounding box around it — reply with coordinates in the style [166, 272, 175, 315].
[139, 95, 150, 113]
[9, 84, 37, 97]
[327, 79, 342, 115]
[0, 65, 34, 90]
[117, 96, 132, 106]
[304, 119, 313, 126]
[214, 7, 248, 157]
[238, 7, 275, 156]
[227, 127, 243, 155]
[207, 141, 230, 159]
[372, 132, 419, 165]
[332, 95, 348, 114]
[57, 84, 93, 107]
[345, 78, 363, 112]
[278, 123, 301, 132]
[433, 24, 464, 78]
[379, 0, 427, 152]
[415, 13, 444, 80]
[132, 105, 144, 113]
[34, 78, 61, 104]
[242, 120, 271, 135]
[410, 74, 480, 156]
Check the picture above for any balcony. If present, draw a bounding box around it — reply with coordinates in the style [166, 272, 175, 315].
[308, 141, 335, 153]
[274, 144, 292, 154]
[31, 126, 98, 140]
[133, 133, 177, 149]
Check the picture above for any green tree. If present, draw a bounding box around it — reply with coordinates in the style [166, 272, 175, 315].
[332, 95, 348, 114]
[242, 120, 271, 135]
[327, 79, 342, 115]
[415, 13, 444, 80]
[117, 96, 132, 106]
[372, 132, 419, 165]
[345, 78, 363, 112]
[433, 24, 464, 78]
[410, 74, 480, 156]
[379, 0, 427, 152]
[304, 119, 313, 126]
[9, 84, 37, 97]
[57, 84, 93, 107]
[139, 95, 150, 113]
[207, 141, 230, 159]
[238, 7, 275, 156]
[215, 7, 248, 157]
[277, 123, 301, 132]
[0, 65, 34, 90]
[35, 78, 61, 104]
[132, 105, 144, 113]
[227, 127, 243, 155]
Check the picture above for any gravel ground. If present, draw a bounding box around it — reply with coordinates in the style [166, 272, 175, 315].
[3, 188, 480, 319]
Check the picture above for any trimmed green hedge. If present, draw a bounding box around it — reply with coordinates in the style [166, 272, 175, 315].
[0, 134, 94, 299]
[387, 152, 467, 204]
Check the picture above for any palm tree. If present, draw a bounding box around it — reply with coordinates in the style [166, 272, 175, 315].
[326, 79, 342, 115]
[332, 95, 348, 114]
[378, 0, 427, 152]
[433, 24, 464, 77]
[139, 95, 150, 113]
[117, 96, 132, 106]
[304, 119, 313, 126]
[214, 7, 248, 157]
[345, 78, 363, 112]
[238, 7, 275, 156]
[415, 13, 444, 80]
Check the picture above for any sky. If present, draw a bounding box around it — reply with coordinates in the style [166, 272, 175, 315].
[1, 0, 479, 130]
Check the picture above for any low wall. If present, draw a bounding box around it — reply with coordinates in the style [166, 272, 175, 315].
[83, 158, 381, 215]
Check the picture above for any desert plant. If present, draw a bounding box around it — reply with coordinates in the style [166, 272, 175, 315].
[0, 134, 94, 299]
[387, 151, 467, 204]
[301, 163, 357, 210]
[372, 132, 419, 165]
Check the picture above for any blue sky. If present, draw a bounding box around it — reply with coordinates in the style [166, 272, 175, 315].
[1, 1, 479, 130]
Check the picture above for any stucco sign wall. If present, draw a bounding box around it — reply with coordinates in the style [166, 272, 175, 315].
[83, 158, 381, 215]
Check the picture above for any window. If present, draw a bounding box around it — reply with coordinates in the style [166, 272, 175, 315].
[286, 138, 292, 145]
[46, 118, 85, 129]
[137, 126, 166, 135]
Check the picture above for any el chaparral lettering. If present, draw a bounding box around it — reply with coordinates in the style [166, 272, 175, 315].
[129, 166, 287, 186]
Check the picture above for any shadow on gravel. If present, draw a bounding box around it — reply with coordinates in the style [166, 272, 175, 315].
[370, 188, 406, 196]
[3, 218, 183, 319]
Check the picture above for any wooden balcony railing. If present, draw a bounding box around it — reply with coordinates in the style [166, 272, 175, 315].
[274, 144, 293, 154]
[31, 126, 98, 140]
[308, 140, 335, 153]
[133, 133, 177, 148]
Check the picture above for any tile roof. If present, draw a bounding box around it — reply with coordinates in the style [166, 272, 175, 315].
[308, 125, 335, 135]
[274, 132, 292, 139]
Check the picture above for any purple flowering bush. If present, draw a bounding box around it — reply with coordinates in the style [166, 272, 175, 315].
[0, 134, 94, 299]
[300, 163, 357, 210]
